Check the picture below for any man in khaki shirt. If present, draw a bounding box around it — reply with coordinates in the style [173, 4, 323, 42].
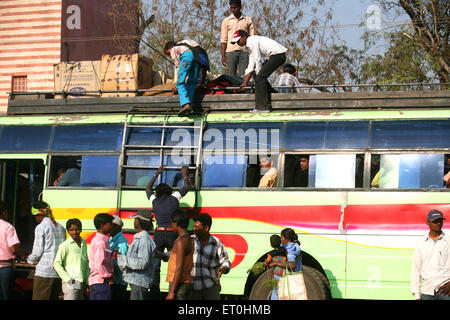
[258, 156, 278, 188]
[220, 0, 255, 76]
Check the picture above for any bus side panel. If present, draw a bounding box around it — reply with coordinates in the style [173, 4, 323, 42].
[195, 190, 348, 297]
[346, 191, 450, 300]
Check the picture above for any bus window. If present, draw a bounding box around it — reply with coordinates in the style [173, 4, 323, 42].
[124, 154, 196, 188]
[445, 155, 450, 188]
[127, 125, 198, 147]
[285, 154, 364, 188]
[370, 120, 450, 149]
[284, 155, 310, 187]
[203, 122, 282, 152]
[50, 155, 119, 187]
[372, 154, 444, 189]
[0, 125, 51, 151]
[51, 124, 123, 151]
[284, 121, 369, 149]
[202, 154, 248, 188]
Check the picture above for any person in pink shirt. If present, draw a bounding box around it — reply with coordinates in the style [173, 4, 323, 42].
[89, 213, 115, 300]
[0, 201, 28, 300]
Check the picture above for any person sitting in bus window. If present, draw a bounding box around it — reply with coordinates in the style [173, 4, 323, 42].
[293, 155, 309, 187]
[445, 155, 450, 175]
[370, 156, 381, 188]
[258, 156, 278, 188]
[444, 155, 450, 188]
[144, 165, 192, 297]
[57, 167, 81, 187]
[53, 168, 66, 186]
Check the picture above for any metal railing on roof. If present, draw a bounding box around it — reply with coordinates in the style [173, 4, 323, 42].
[7, 82, 450, 100]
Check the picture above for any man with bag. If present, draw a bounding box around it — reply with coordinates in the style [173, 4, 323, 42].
[164, 40, 208, 117]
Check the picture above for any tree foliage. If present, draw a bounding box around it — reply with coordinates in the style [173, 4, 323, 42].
[375, 0, 449, 83]
[108, 0, 448, 90]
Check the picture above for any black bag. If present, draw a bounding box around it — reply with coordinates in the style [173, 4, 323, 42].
[176, 42, 210, 71]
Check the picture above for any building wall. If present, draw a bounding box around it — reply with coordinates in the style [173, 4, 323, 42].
[0, 0, 62, 113]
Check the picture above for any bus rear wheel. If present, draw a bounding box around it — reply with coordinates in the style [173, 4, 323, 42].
[249, 266, 330, 300]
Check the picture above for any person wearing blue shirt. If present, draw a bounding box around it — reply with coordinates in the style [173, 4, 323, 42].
[56, 168, 81, 186]
[267, 228, 302, 300]
[109, 216, 129, 300]
[117, 211, 156, 300]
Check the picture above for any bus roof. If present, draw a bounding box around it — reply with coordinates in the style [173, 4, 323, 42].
[4, 90, 450, 125]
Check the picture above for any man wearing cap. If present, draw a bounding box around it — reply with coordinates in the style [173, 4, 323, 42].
[220, 0, 255, 76]
[117, 210, 156, 300]
[27, 201, 66, 300]
[411, 209, 450, 300]
[232, 30, 287, 113]
[109, 215, 129, 300]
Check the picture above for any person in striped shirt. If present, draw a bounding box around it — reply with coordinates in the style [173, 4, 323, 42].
[274, 64, 302, 93]
[190, 213, 231, 300]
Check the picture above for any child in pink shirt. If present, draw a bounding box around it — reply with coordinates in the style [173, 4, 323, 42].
[89, 213, 114, 300]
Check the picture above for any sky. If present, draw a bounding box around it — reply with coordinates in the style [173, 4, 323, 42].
[332, 0, 410, 54]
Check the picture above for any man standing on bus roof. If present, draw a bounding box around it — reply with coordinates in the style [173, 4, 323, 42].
[145, 165, 192, 298]
[220, 0, 255, 77]
[411, 210, 450, 300]
[164, 40, 207, 117]
[233, 30, 287, 113]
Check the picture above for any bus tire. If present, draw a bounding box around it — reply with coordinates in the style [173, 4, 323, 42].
[249, 269, 273, 300]
[249, 266, 330, 300]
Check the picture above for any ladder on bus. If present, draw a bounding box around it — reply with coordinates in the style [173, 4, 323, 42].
[116, 106, 206, 223]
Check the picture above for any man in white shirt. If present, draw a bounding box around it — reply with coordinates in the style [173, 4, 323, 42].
[411, 210, 450, 300]
[232, 30, 287, 113]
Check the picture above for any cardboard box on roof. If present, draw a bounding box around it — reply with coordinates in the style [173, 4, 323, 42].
[54, 61, 101, 98]
[100, 53, 153, 97]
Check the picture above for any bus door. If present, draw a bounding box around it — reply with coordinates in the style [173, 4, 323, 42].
[0, 155, 47, 251]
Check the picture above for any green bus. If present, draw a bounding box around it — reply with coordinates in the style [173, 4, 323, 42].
[4, 89, 450, 299]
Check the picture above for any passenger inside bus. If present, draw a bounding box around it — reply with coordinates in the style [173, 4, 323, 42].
[258, 156, 278, 188]
[56, 167, 81, 187]
[444, 154, 450, 187]
[371, 155, 381, 188]
[284, 155, 309, 187]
